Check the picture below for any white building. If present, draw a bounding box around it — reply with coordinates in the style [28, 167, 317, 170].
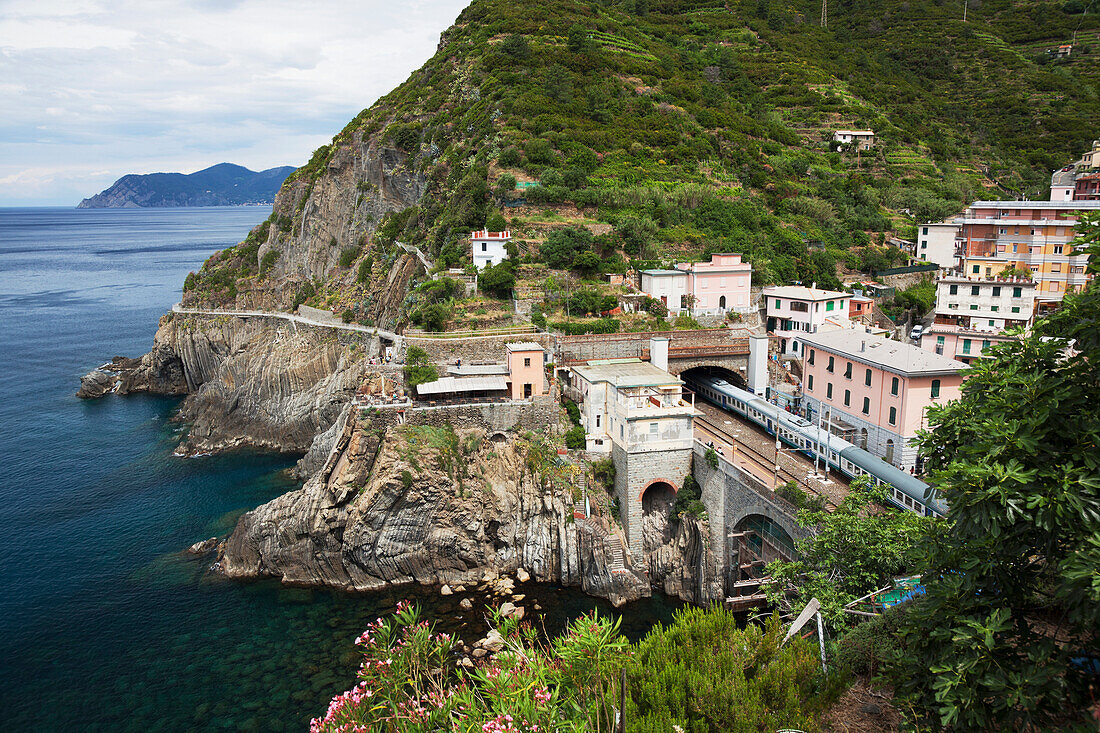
[920, 276, 1036, 364]
[833, 130, 875, 151]
[639, 269, 688, 313]
[915, 222, 958, 268]
[471, 229, 510, 270]
[763, 285, 852, 356]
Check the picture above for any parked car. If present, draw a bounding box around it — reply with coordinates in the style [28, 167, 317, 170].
[910, 325, 924, 340]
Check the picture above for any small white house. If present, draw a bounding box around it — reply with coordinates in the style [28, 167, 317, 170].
[471, 230, 511, 270]
[833, 130, 875, 151]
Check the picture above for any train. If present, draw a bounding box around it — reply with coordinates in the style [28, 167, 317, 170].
[684, 371, 945, 517]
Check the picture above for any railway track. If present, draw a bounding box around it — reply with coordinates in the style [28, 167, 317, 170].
[694, 410, 843, 510]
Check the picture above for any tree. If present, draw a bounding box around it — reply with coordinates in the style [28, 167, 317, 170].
[765, 477, 937, 627]
[485, 211, 507, 232]
[412, 303, 452, 332]
[571, 250, 601, 276]
[540, 226, 593, 269]
[568, 288, 615, 316]
[494, 174, 516, 197]
[892, 214, 1100, 730]
[544, 64, 573, 103]
[478, 262, 515, 299]
[403, 346, 439, 387]
[566, 25, 593, 54]
[501, 33, 529, 59]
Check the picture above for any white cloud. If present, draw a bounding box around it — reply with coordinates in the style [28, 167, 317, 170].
[0, 0, 469, 205]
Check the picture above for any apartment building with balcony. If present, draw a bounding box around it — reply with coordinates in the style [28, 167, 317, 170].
[763, 285, 852, 356]
[945, 200, 1099, 313]
[800, 329, 964, 471]
[568, 357, 696, 455]
[920, 276, 1035, 364]
[915, 222, 960, 267]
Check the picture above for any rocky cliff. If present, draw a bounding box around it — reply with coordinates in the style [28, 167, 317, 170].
[218, 415, 721, 607]
[79, 312, 379, 454]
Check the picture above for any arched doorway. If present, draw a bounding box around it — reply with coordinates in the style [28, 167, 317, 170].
[885, 439, 895, 465]
[719, 295, 726, 310]
[640, 481, 677, 553]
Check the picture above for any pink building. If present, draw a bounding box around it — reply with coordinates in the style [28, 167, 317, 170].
[505, 342, 545, 399]
[799, 329, 964, 471]
[674, 253, 753, 314]
[639, 253, 753, 315]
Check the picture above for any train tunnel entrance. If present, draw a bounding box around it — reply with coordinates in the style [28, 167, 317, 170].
[680, 365, 747, 391]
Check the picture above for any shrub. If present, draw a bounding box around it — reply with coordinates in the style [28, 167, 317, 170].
[411, 302, 452, 331]
[485, 211, 507, 232]
[497, 146, 522, 167]
[623, 608, 844, 732]
[479, 262, 515, 298]
[356, 257, 373, 284]
[259, 249, 279, 276]
[672, 474, 706, 518]
[338, 246, 361, 268]
[551, 318, 619, 335]
[836, 606, 907, 679]
[564, 426, 586, 449]
[704, 446, 719, 469]
[562, 398, 581, 425]
[340, 308, 356, 323]
[501, 33, 530, 59]
[592, 458, 615, 491]
[641, 296, 667, 318]
[494, 174, 516, 196]
[540, 226, 593, 269]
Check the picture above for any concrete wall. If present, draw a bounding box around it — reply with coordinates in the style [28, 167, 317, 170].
[369, 395, 559, 434]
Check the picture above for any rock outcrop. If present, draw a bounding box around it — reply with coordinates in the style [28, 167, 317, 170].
[218, 417, 686, 606]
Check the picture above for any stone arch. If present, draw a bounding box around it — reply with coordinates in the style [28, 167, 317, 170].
[488, 431, 508, 443]
[729, 504, 802, 556]
[719, 295, 726, 309]
[679, 365, 747, 391]
[733, 510, 797, 560]
[639, 478, 679, 502]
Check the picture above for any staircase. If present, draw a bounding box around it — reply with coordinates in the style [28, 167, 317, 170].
[604, 536, 628, 574]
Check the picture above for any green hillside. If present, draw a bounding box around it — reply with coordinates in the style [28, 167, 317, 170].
[191, 0, 1100, 316]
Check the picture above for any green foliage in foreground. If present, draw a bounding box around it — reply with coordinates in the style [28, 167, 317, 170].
[564, 425, 586, 449]
[766, 477, 939, 627]
[311, 603, 840, 733]
[623, 606, 845, 733]
[890, 215, 1100, 731]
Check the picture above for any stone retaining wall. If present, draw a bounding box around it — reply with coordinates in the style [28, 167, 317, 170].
[366, 396, 560, 434]
[407, 332, 553, 363]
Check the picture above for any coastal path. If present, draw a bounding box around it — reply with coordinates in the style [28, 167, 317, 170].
[171, 304, 401, 344]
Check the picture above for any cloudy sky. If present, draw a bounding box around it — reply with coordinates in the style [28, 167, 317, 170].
[0, 0, 469, 206]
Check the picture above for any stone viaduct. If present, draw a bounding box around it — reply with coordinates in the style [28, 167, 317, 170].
[557, 328, 751, 377]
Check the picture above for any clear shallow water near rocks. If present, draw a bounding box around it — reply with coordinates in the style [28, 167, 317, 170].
[0, 207, 682, 731]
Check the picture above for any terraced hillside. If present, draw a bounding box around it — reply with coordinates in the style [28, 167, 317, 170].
[182, 0, 1100, 328]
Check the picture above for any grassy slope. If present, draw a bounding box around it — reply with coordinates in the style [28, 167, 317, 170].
[200, 0, 1100, 308]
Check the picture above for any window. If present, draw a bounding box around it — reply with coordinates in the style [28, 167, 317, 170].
[971, 285, 980, 296]
[889, 406, 897, 425]
[808, 350, 815, 365]
[827, 383, 833, 399]
[982, 340, 991, 351]
[595, 414, 601, 428]
[827, 356, 834, 373]
[1013, 287, 1022, 298]
[844, 389, 851, 406]
[970, 304, 979, 311]
[931, 380, 940, 398]
[826, 300, 835, 311]
[991, 306, 998, 312]
[774, 298, 782, 309]
[862, 397, 870, 415]
[844, 362, 852, 379]
[922, 227, 928, 235]
[524, 357, 531, 367]
[865, 368, 872, 387]
[1011, 306, 1020, 313]
[962, 339, 972, 354]
[949, 284, 958, 295]
[649, 423, 658, 436]
[973, 265, 980, 274]
[992, 286, 1000, 297]
[1054, 245, 1063, 254]
[891, 376, 899, 395]
[921, 242, 928, 249]
[999, 228, 1007, 234]
[807, 375, 814, 391]
[948, 303, 958, 310]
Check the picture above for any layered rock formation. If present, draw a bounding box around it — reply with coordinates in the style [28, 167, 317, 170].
[218, 415, 719, 606]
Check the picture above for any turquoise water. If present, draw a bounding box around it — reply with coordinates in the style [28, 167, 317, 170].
[0, 207, 682, 731]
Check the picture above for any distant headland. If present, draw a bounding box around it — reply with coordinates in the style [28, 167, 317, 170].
[77, 163, 295, 208]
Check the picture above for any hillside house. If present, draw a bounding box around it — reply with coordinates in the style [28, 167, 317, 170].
[471, 230, 510, 270]
[763, 285, 852, 356]
[638, 253, 753, 315]
[833, 130, 875, 151]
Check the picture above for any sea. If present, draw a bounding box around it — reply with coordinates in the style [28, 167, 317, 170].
[0, 207, 682, 731]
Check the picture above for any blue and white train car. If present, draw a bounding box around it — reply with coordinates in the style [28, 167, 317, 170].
[685, 372, 945, 517]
